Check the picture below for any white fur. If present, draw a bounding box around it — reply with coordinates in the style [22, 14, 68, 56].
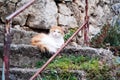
[41, 34, 64, 53]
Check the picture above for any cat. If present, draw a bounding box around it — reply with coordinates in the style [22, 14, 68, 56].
[31, 26, 64, 53]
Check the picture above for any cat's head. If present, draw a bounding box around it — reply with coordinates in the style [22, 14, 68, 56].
[49, 26, 64, 38]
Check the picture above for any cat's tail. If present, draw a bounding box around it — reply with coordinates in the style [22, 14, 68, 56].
[31, 37, 40, 46]
[31, 38, 48, 52]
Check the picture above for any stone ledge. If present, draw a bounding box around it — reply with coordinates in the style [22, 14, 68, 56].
[0, 43, 114, 68]
[0, 43, 41, 68]
[0, 26, 37, 44]
[0, 68, 86, 80]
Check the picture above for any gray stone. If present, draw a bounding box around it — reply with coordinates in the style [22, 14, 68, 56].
[0, 68, 86, 80]
[0, 0, 4, 7]
[67, 3, 84, 26]
[14, 25, 22, 30]
[14, 0, 58, 29]
[0, 0, 16, 22]
[58, 3, 73, 16]
[89, 25, 101, 39]
[0, 25, 37, 44]
[10, 0, 19, 3]
[111, 0, 120, 4]
[0, 0, 58, 29]
[112, 3, 120, 14]
[58, 14, 78, 27]
[0, 43, 41, 68]
[111, 15, 119, 26]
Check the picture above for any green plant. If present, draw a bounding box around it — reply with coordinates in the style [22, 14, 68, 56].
[114, 57, 120, 65]
[64, 29, 74, 41]
[104, 23, 120, 46]
[91, 23, 120, 47]
[35, 55, 98, 70]
[64, 28, 78, 41]
[90, 24, 109, 48]
[86, 65, 115, 80]
[36, 70, 77, 80]
[35, 57, 48, 68]
[80, 59, 99, 72]
[47, 55, 80, 70]
[35, 55, 115, 80]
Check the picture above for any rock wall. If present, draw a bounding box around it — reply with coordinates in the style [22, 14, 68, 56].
[0, 25, 36, 44]
[0, 0, 120, 38]
[0, 0, 78, 29]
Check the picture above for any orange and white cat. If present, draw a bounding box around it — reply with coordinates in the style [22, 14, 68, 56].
[31, 26, 64, 53]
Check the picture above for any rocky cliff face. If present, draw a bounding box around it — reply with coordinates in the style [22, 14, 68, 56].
[0, 0, 120, 33]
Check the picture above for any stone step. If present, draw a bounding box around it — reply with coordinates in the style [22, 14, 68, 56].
[0, 68, 86, 80]
[0, 43, 114, 68]
[0, 26, 37, 45]
[0, 43, 115, 80]
[0, 68, 38, 80]
[0, 43, 40, 68]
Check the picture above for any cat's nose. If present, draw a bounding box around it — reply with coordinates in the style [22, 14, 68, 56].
[54, 34, 57, 36]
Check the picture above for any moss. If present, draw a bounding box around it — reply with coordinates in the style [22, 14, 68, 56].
[86, 65, 115, 80]
[36, 55, 99, 70]
[80, 59, 99, 72]
[37, 71, 77, 80]
[46, 55, 95, 70]
[35, 55, 114, 80]
[64, 27, 78, 41]
[91, 23, 120, 47]
[48, 56, 80, 70]
[35, 57, 48, 68]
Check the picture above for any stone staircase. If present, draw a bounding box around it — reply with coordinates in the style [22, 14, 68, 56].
[0, 26, 114, 80]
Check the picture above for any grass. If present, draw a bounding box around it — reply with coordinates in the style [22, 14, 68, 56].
[35, 54, 99, 70]
[35, 54, 115, 80]
[47, 55, 99, 71]
[38, 71, 77, 80]
[64, 27, 78, 41]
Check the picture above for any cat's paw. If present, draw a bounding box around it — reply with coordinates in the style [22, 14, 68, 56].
[41, 46, 49, 52]
[38, 45, 49, 52]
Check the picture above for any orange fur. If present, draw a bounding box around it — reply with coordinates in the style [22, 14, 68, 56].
[31, 33, 45, 46]
[31, 33, 48, 52]
[50, 26, 64, 36]
[31, 26, 64, 53]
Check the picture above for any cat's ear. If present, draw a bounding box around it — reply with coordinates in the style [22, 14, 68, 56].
[50, 26, 57, 29]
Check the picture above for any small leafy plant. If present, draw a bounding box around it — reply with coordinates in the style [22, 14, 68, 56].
[35, 54, 115, 80]
[64, 28, 78, 41]
[91, 23, 120, 47]
[37, 71, 77, 80]
[90, 24, 109, 48]
[104, 23, 120, 46]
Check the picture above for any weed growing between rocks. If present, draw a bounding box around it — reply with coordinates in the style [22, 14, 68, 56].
[36, 71, 77, 80]
[104, 23, 120, 46]
[35, 55, 115, 80]
[90, 24, 110, 48]
[64, 28, 78, 41]
[91, 23, 120, 47]
[91, 23, 120, 56]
